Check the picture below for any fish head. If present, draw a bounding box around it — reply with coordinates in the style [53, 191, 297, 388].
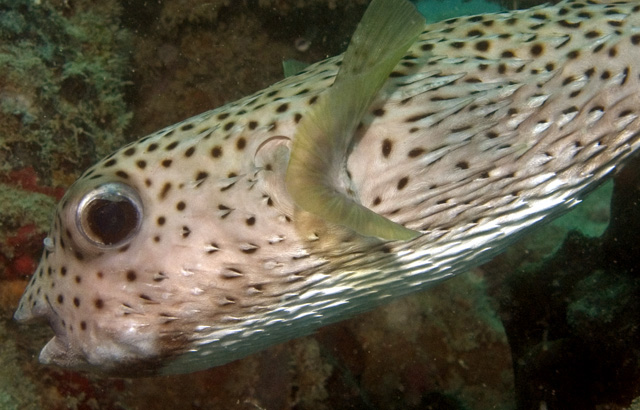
[13, 168, 179, 374]
[11, 101, 320, 375]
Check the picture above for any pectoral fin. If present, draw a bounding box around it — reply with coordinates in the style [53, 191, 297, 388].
[286, 0, 425, 240]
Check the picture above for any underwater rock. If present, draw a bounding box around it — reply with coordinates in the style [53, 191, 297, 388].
[494, 155, 640, 410]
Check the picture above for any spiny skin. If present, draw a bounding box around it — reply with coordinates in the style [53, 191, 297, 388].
[14, 0, 640, 375]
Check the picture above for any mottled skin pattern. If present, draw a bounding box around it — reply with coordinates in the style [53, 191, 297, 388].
[14, 0, 640, 375]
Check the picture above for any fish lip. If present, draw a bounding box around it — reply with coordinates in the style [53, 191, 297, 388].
[39, 335, 88, 369]
[39, 332, 166, 377]
[13, 302, 33, 322]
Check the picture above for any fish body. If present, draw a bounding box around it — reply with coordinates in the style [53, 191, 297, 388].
[14, 0, 640, 375]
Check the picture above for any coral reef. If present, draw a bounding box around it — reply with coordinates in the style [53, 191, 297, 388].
[122, 0, 368, 137]
[0, 0, 132, 283]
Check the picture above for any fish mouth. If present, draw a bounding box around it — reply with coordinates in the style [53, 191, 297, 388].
[13, 303, 32, 322]
[39, 335, 90, 370]
[14, 294, 97, 372]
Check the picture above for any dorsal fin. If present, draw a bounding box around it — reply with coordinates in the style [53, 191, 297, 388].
[282, 59, 310, 78]
[285, 0, 425, 240]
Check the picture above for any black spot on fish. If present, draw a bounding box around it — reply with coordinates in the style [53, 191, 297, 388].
[530, 43, 543, 56]
[160, 183, 171, 199]
[558, 19, 580, 29]
[382, 139, 393, 158]
[406, 112, 434, 122]
[211, 146, 223, 158]
[161, 159, 172, 168]
[165, 141, 179, 151]
[421, 43, 434, 51]
[475, 40, 490, 52]
[621, 67, 630, 86]
[236, 137, 246, 150]
[157, 216, 166, 226]
[176, 201, 186, 211]
[147, 143, 158, 152]
[397, 177, 409, 190]
[585, 30, 600, 39]
[126, 270, 137, 282]
[123, 147, 136, 156]
[408, 147, 425, 157]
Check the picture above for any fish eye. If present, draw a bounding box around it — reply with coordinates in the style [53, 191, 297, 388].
[76, 182, 143, 247]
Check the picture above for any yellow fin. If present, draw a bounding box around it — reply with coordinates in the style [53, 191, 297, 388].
[286, 0, 424, 241]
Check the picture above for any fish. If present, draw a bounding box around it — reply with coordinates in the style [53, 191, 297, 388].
[13, 0, 640, 376]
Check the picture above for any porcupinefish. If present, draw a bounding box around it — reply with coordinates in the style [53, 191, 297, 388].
[14, 0, 640, 376]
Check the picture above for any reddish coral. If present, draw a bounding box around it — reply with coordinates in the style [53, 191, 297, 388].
[1, 167, 65, 200]
[2, 224, 45, 280]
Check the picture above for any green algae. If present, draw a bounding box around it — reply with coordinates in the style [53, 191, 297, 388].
[0, 0, 132, 183]
[0, 184, 55, 249]
[0, 319, 43, 410]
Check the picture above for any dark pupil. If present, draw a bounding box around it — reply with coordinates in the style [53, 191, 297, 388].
[86, 198, 138, 245]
